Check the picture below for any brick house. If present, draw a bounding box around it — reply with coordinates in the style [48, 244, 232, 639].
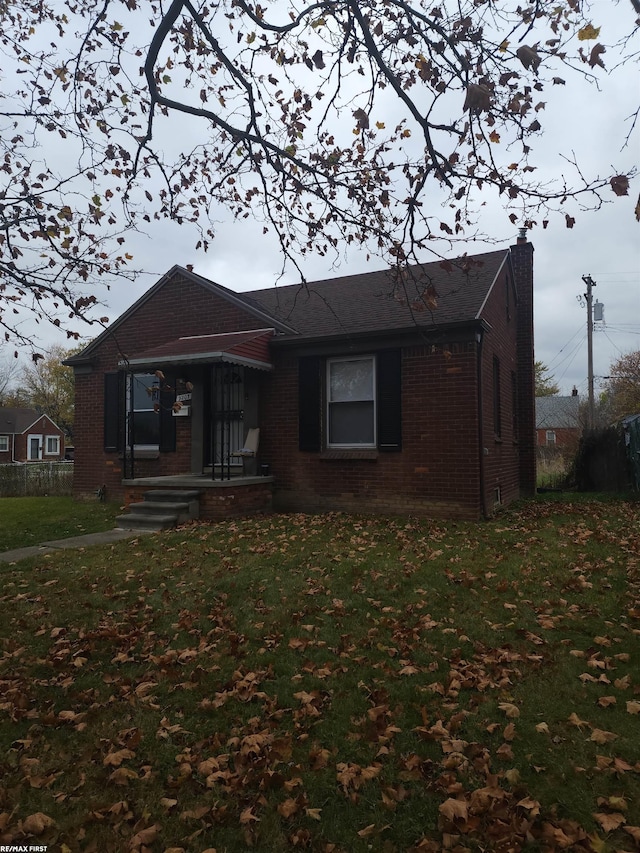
[0, 408, 66, 463]
[66, 236, 535, 520]
[536, 393, 581, 448]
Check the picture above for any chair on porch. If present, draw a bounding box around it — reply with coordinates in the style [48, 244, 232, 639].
[230, 427, 260, 475]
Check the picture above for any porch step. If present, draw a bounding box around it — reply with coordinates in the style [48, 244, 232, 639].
[116, 489, 201, 531]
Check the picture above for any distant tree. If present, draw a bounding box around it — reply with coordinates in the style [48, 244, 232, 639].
[0, 348, 20, 404]
[603, 349, 640, 421]
[16, 345, 82, 439]
[534, 361, 560, 397]
[0, 1, 637, 347]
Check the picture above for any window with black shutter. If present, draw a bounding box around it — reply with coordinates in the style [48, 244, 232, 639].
[377, 349, 402, 451]
[104, 371, 124, 452]
[298, 349, 401, 452]
[298, 356, 321, 451]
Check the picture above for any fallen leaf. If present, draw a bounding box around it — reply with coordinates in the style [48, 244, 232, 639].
[498, 702, 520, 718]
[438, 798, 468, 821]
[593, 812, 625, 832]
[277, 798, 299, 819]
[103, 748, 136, 767]
[305, 807, 322, 820]
[567, 712, 590, 729]
[20, 812, 56, 835]
[129, 824, 158, 849]
[626, 700, 640, 715]
[590, 729, 618, 744]
[239, 806, 260, 824]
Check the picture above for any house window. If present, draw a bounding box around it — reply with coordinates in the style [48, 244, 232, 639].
[130, 373, 161, 447]
[45, 436, 60, 455]
[493, 356, 502, 437]
[546, 430, 556, 446]
[327, 356, 376, 447]
[0, 436, 8, 452]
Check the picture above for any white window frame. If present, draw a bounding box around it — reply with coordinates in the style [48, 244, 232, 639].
[45, 435, 60, 455]
[546, 430, 556, 445]
[0, 436, 8, 452]
[326, 355, 376, 449]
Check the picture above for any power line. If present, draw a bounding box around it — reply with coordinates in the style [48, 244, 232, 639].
[545, 324, 586, 371]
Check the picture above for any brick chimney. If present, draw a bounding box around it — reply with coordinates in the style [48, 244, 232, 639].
[511, 233, 536, 496]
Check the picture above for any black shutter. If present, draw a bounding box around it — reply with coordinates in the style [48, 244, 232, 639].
[159, 368, 177, 453]
[298, 356, 321, 452]
[377, 349, 402, 451]
[104, 371, 124, 452]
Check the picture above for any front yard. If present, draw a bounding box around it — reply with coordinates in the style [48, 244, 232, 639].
[0, 496, 638, 852]
[0, 497, 120, 552]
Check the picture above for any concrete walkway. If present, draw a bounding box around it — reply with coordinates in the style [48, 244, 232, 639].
[0, 528, 154, 564]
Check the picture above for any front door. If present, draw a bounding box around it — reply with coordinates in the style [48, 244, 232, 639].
[27, 434, 43, 461]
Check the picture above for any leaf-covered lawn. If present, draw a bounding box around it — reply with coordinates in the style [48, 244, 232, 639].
[1, 496, 639, 852]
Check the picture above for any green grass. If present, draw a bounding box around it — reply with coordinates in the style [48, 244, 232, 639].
[0, 496, 121, 551]
[0, 496, 639, 852]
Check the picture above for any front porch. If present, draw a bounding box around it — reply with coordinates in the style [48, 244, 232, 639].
[121, 473, 274, 526]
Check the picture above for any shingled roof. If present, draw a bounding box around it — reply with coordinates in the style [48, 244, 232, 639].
[240, 249, 510, 340]
[65, 248, 513, 367]
[0, 407, 48, 434]
[536, 396, 581, 430]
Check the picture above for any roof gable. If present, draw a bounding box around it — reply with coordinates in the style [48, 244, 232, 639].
[0, 407, 58, 434]
[66, 265, 294, 365]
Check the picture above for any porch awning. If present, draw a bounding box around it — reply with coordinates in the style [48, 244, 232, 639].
[119, 329, 275, 372]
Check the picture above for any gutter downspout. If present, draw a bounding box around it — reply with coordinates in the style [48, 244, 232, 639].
[476, 327, 488, 519]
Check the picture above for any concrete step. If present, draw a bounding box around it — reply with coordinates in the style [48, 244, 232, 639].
[116, 488, 201, 531]
[115, 512, 178, 531]
[130, 500, 191, 518]
[142, 489, 201, 502]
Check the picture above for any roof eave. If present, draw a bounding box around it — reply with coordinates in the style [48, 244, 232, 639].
[269, 318, 489, 348]
[119, 351, 273, 372]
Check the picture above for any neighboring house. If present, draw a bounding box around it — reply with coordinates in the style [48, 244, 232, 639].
[536, 393, 581, 448]
[65, 236, 535, 520]
[0, 408, 66, 463]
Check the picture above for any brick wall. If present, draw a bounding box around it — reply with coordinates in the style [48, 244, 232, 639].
[72, 272, 266, 500]
[260, 340, 484, 519]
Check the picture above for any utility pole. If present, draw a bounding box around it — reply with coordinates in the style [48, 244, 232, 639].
[582, 275, 596, 429]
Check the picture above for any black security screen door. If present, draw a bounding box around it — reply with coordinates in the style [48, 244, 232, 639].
[205, 363, 245, 480]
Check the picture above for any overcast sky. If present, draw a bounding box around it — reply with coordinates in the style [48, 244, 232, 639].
[5, 1, 639, 398]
